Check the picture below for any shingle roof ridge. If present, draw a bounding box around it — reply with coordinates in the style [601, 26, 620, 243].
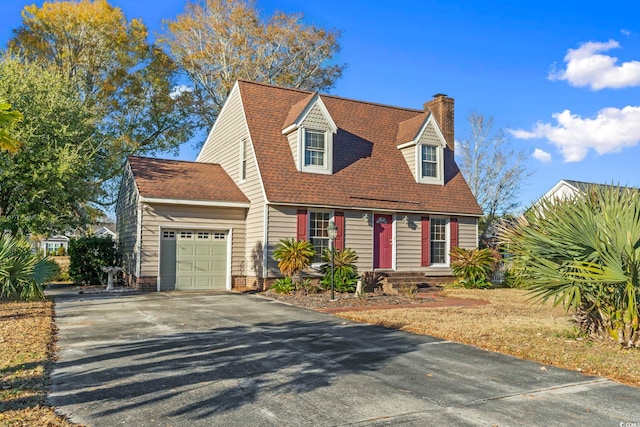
[128, 155, 216, 165]
[237, 79, 424, 114]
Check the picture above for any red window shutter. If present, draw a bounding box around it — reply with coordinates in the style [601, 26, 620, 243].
[334, 212, 345, 250]
[450, 217, 459, 250]
[421, 216, 430, 266]
[296, 209, 308, 241]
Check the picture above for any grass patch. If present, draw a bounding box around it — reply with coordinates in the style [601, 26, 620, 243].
[0, 299, 77, 426]
[336, 288, 640, 387]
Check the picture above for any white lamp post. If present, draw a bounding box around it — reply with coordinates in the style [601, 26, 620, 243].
[327, 220, 338, 300]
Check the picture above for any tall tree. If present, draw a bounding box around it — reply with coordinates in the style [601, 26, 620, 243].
[0, 99, 22, 154]
[161, 0, 345, 135]
[0, 56, 101, 236]
[456, 113, 532, 235]
[9, 0, 195, 187]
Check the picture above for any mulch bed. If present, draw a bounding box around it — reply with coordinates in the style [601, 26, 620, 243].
[260, 290, 489, 313]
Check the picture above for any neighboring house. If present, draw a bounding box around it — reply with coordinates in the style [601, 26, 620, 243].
[41, 235, 69, 255]
[539, 179, 636, 205]
[116, 80, 482, 292]
[92, 223, 116, 239]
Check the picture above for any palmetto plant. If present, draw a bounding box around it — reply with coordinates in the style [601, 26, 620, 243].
[273, 238, 315, 281]
[499, 185, 640, 348]
[0, 234, 58, 300]
[320, 247, 359, 292]
[450, 247, 496, 289]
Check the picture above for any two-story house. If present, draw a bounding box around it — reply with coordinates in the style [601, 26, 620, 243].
[116, 80, 482, 292]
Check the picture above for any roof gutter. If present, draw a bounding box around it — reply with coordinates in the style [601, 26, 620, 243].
[264, 200, 482, 217]
[139, 197, 250, 208]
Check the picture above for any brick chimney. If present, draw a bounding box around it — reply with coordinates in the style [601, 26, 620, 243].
[424, 94, 454, 151]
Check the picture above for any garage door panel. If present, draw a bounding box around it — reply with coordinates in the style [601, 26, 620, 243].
[160, 229, 228, 291]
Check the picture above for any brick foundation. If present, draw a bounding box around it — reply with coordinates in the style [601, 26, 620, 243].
[122, 272, 157, 292]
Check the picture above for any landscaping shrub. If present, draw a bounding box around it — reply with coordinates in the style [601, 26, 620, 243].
[320, 247, 359, 292]
[499, 185, 640, 348]
[360, 271, 384, 293]
[270, 277, 295, 294]
[450, 247, 496, 289]
[0, 234, 57, 300]
[273, 238, 315, 284]
[69, 236, 119, 285]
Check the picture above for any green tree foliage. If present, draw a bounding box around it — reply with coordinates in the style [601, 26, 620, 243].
[273, 238, 315, 281]
[9, 0, 194, 188]
[69, 236, 119, 285]
[499, 185, 640, 348]
[0, 56, 102, 235]
[450, 247, 496, 289]
[161, 0, 345, 136]
[320, 247, 359, 292]
[0, 98, 22, 153]
[0, 234, 58, 300]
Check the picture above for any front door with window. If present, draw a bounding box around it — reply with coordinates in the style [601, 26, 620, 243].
[373, 214, 393, 269]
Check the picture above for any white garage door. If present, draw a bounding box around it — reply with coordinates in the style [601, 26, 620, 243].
[160, 230, 228, 291]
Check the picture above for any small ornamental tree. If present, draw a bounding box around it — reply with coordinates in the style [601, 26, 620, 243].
[272, 238, 315, 285]
[69, 236, 119, 285]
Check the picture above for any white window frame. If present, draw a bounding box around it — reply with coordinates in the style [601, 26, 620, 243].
[417, 143, 444, 185]
[308, 210, 332, 264]
[429, 216, 449, 266]
[300, 128, 333, 175]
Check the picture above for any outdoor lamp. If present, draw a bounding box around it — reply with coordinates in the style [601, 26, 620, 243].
[327, 220, 338, 300]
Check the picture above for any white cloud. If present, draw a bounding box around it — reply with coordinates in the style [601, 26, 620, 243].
[510, 106, 640, 162]
[621, 29, 631, 37]
[170, 84, 193, 100]
[532, 148, 551, 163]
[548, 40, 640, 89]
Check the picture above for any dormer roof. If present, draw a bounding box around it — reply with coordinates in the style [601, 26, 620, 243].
[281, 92, 337, 135]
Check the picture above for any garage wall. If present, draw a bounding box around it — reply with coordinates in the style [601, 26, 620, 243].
[140, 204, 246, 279]
[115, 164, 139, 278]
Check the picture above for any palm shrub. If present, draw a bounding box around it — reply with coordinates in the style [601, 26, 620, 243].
[498, 185, 640, 348]
[270, 276, 295, 294]
[0, 234, 58, 300]
[450, 247, 496, 288]
[320, 247, 359, 292]
[273, 238, 315, 284]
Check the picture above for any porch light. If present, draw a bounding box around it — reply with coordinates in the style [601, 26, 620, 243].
[327, 220, 338, 300]
[362, 213, 369, 223]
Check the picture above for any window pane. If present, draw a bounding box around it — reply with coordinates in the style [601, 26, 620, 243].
[421, 145, 437, 178]
[430, 218, 447, 264]
[309, 211, 330, 262]
[304, 130, 326, 167]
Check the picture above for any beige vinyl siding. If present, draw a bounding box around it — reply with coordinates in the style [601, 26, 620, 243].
[115, 166, 139, 276]
[344, 211, 373, 273]
[458, 216, 478, 249]
[197, 85, 266, 279]
[265, 205, 298, 276]
[399, 147, 416, 179]
[418, 121, 441, 145]
[300, 103, 332, 131]
[286, 131, 299, 169]
[140, 204, 246, 278]
[395, 213, 422, 271]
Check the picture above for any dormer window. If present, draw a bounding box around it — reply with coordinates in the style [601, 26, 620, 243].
[282, 93, 337, 175]
[421, 145, 437, 178]
[418, 143, 443, 184]
[304, 129, 326, 167]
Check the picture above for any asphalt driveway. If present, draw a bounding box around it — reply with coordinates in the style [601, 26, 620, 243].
[48, 290, 640, 426]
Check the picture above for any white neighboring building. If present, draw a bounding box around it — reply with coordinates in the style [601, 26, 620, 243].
[41, 235, 69, 255]
[540, 179, 637, 204]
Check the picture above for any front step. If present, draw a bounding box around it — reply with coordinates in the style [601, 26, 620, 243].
[382, 271, 451, 293]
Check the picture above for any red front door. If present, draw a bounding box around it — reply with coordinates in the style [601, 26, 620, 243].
[373, 214, 393, 269]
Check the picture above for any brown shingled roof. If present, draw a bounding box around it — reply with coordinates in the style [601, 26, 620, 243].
[396, 112, 429, 145]
[128, 156, 249, 204]
[237, 81, 481, 216]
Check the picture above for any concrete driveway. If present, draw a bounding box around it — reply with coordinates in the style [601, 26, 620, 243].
[48, 290, 640, 426]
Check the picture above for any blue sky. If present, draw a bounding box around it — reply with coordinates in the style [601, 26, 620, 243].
[2, 0, 640, 209]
